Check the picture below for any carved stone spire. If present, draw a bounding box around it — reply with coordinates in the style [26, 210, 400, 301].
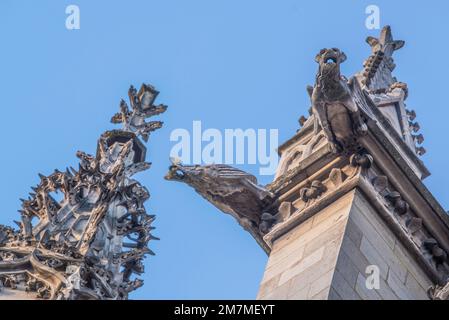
[0, 84, 165, 300]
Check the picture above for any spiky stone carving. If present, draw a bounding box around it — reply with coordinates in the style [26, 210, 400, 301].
[0, 84, 165, 300]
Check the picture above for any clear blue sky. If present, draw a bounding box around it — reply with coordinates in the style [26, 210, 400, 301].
[0, 0, 448, 299]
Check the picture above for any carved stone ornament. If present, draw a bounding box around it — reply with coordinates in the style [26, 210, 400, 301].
[299, 180, 327, 202]
[165, 160, 276, 235]
[308, 48, 368, 155]
[0, 84, 165, 300]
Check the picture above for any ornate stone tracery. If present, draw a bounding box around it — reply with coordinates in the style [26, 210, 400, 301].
[0, 84, 165, 300]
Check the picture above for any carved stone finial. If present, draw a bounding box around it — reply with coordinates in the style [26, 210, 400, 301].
[0, 84, 165, 300]
[362, 26, 405, 90]
[111, 84, 167, 142]
[366, 25, 405, 57]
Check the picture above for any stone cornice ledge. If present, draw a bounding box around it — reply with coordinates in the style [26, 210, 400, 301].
[263, 167, 361, 248]
[362, 127, 449, 251]
[266, 144, 336, 195]
[262, 169, 446, 285]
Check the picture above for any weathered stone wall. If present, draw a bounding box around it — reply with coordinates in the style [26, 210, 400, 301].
[257, 191, 355, 299]
[330, 191, 432, 300]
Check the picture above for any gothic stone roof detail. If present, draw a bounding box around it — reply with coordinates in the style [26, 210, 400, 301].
[0, 84, 165, 300]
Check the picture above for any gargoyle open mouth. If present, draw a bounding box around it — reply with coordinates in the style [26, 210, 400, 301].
[315, 47, 346, 70]
[319, 50, 342, 75]
[324, 57, 337, 65]
[164, 165, 185, 181]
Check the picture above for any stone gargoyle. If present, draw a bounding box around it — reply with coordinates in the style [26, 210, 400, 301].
[307, 48, 368, 155]
[164, 159, 277, 234]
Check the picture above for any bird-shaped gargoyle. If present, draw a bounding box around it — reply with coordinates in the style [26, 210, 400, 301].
[307, 48, 368, 155]
[164, 159, 277, 234]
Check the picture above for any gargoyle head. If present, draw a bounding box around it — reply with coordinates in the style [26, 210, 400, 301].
[315, 48, 347, 77]
[164, 160, 224, 199]
[164, 159, 258, 189]
[164, 160, 205, 185]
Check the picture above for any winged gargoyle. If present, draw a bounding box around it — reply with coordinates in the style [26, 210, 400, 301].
[307, 48, 368, 155]
[165, 159, 277, 234]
